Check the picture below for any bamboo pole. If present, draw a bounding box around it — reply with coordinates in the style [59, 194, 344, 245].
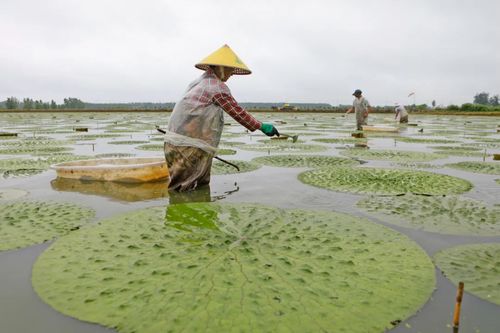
[452, 281, 465, 329]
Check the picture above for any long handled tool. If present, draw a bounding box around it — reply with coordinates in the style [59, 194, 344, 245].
[279, 133, 299, 143]
[156, 126, 240, 171]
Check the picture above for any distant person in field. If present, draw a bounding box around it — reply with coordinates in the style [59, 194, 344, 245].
[345, 89, 372, 130]
[164, 44, 280, 191]
[394, 102, 409, 123]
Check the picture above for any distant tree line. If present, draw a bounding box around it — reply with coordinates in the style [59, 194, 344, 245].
[2, 97, 85, 110]
[473, 92, 499, 106]
[441, 92, 500, 112]
[2, 94, 500, 112]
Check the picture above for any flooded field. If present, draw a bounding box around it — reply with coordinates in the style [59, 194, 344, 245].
[1, 111, 499, 333]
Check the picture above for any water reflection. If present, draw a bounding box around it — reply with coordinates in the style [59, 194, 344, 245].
[165, 184, 240, 232]
[165, 197, 220, 231]
[168, 185, 211, 204]
[51, 177, 169, 202]
[354, 142, 369, 149]
[51, 177, 240, 204]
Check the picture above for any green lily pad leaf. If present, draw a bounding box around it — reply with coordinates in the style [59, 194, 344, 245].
[434, 243, 500, 305]
[434, 150, 487, 157]
[0, 155, 92, 178]
[221, 132, 246, 138]
[216, 148, 236, 155]
[211, 159, 260, 174]
[0, 189, 29, 201]
[1, 168, 45, 178]
[135, 144, 164, 151]
[358, 194, 500, 235]
[0, 138, 73, 147]
[257, 138, 305, 144]
[496, 179, 500, 185]
[393, 162, 437, 169]
[33, 203, 435, 333]
[253, 154, 360, 168]
[0, 146, 73, 155]
[299, 167, 472, 195]
[446, 162, 500, 175]
[312, 137, 368, 144]
[430, 146, 487, 157]
[239, 142, 327, 153]
[108, 140, 149, 145]
[149, 137, 166, 142]
[94, 153, 135, 158]
[430, 145, 482, 151]
[0, 201, 95, 251]
[340, 149, 441, 162]
[219, 140, 246, 147]
[395, 137, 459, 144]
[70, 134, 125, 140]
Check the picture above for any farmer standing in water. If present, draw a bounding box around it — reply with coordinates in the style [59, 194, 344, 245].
[164, 44, 280, 191]
[345, 89, 373, 130]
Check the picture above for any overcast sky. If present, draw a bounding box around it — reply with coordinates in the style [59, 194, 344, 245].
[1, 0, 499, 106]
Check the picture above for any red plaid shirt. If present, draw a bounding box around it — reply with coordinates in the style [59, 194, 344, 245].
[188, 70, 262, 132]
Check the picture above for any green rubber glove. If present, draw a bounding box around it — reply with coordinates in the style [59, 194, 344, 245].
[260, 123, 280, 137]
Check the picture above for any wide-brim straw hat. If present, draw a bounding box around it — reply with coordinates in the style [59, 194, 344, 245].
[195, 44, 251, 75]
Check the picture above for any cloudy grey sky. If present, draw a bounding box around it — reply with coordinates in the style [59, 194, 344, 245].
[1, 0, 499, 106]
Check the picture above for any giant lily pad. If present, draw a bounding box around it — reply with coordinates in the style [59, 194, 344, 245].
[430, 145, 482, 152]
[313, 138, 368, 144]
[299, 167, 472, 195]
[0, 155, 91, 178]
[218, 140, 246, 147]
[395, 137, 459, 144]
[253, 154, 360, 168]
[0, 201, 95, 251]
[71, 134, 125, 140]
[358, 194, 500, 235]
[0, 146, 72, 155]
[211, 159, 260, 174]
[434, 150, 487, 157]
[94, 153, 135, 158]
[108, 140, 149, 145]
[430, 146, 486, 157]
[393, 162, 437, 169]
[339, 149, 441, 162]
[216, 148, 237, 155]
[434, 243, 500, 305]
[135, 144, 164, 151]
[0, 138, 73, 147]
[33, 203, 435, 333]
[446, 161, 500, 175]
[239, 142, 327, 153]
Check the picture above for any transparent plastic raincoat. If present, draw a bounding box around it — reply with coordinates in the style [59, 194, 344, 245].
[164, 70, 228, 154]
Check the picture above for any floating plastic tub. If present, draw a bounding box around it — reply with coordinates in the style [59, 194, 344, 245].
[362, 125, 399, 132]
[51, 157, 169, 183]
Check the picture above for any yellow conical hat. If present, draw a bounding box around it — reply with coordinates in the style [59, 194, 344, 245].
[195, 44, 251, 75]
